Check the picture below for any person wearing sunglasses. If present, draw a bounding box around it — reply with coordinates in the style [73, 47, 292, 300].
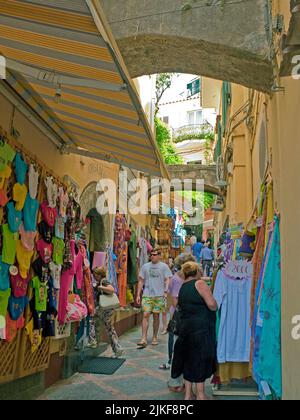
[136, 249, 172, 348]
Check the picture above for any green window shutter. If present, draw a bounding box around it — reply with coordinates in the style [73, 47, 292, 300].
[214, 117, 222, 162]
[222, 82, 232, 135]
[187, 78, 201, 97]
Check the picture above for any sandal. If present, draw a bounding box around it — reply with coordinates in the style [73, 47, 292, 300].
[161, 330, 168, 335]
[137, 340, 147, 348]
[159, 363, 171, 370]
[151, 339, 159, 346]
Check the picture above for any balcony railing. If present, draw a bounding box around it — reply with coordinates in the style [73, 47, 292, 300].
[172, 122, 214, 143]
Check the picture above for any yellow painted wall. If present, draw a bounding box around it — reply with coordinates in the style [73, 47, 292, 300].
[202, 77, 221, 109]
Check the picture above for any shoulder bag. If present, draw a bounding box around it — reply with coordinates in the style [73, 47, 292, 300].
[167, 305, 182, 336]
[99, 280, 120, 310]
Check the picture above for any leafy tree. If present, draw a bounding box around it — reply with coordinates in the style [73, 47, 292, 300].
[180, 191, 215, 211]
[155, 73, 177, 116]
[155, 117, 183, 164]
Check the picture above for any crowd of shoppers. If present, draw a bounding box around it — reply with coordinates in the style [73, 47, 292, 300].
[136, 239, 217, 400]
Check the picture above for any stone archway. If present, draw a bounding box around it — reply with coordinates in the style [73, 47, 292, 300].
[102, 0, 274, 92]
[80, 182, 111, 248]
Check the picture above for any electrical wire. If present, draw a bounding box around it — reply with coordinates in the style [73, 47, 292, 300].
[108, 0, 258, 25]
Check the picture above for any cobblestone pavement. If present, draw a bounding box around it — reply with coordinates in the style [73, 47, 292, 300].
[38, 324, 257, 401]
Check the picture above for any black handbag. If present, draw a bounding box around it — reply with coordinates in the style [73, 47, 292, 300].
[167, 305, 182, 336]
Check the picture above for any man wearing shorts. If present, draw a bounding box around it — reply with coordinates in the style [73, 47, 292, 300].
[136, 249, 172, 348]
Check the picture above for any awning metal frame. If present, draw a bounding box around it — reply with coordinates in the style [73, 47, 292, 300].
[6, 58, 128, 91]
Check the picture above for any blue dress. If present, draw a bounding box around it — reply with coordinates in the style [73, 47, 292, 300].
[254, 216, 282, 399]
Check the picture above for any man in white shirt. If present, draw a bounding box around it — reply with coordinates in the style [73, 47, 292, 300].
[136, 249, 172, 348]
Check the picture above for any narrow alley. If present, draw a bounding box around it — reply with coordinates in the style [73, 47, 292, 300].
[0, 0, 299, 403]
[37, 323, 257, 401]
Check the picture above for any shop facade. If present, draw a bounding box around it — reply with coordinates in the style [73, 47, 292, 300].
[212, 0, 300, 399]
[0, 1, 166, 399]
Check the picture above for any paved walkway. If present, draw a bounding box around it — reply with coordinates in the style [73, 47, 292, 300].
[38, 325, 257, 400]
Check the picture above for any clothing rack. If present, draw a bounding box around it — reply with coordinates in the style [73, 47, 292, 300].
[211, 262, 259, 399]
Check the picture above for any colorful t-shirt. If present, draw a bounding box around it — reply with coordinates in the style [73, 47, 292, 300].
[0, 256, 10, 291]
[32, 258, 51, 284]
[0, 142, 16, 172]
[32, 276, 48, 312]
[59, 187, 69, 218]
[25, 318, 42, 353]
[5, 313, 25, 343]
[28, 164, 39, 199]
[0, 164, 12, 189]
[23, 193, 39, 232]
[16, 240, 34, 279]
[0, 288, 11, 317]
[2, 224, 18, 265]
[52, 238, 65, 266]
[49, 261, 61, 289]
[19, 223, 36, 251]
[45, 177, 58, 209]
[7, 201, 23, 233]
[41, 201, 57, 227]
[38, 220, 54, 244]
[8, 295, 28, 321]
[13, 183, 28, 211]
[36, 238, 53, 264]
[10, 272, 31, 298]
[55, 215, 66, 240]
[14, 153, 28, 185]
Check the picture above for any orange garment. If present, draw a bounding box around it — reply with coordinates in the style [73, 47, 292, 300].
[5, 313, 25, 343]
[117, 247, 128, 308]
[0, 189, 9, 207]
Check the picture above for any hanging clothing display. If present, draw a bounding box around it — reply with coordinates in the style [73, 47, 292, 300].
[127, 227, 138, 286]
[107, 244, 118, 293]
[87, 208, 105, 252]
[92, 252, 107, 270]
[214, 267, 252, 363]
[0, 138, 92, 348]
[250, 199, 267, 321]
[252, 216, 282, 399]
[28, 164, 39, 199]
[113, 213, 128, 307]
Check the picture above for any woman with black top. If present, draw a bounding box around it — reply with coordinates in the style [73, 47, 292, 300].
[171, 262, 217, 400]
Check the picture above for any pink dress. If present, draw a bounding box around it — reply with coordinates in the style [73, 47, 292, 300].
[58, 240, 75, 324]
